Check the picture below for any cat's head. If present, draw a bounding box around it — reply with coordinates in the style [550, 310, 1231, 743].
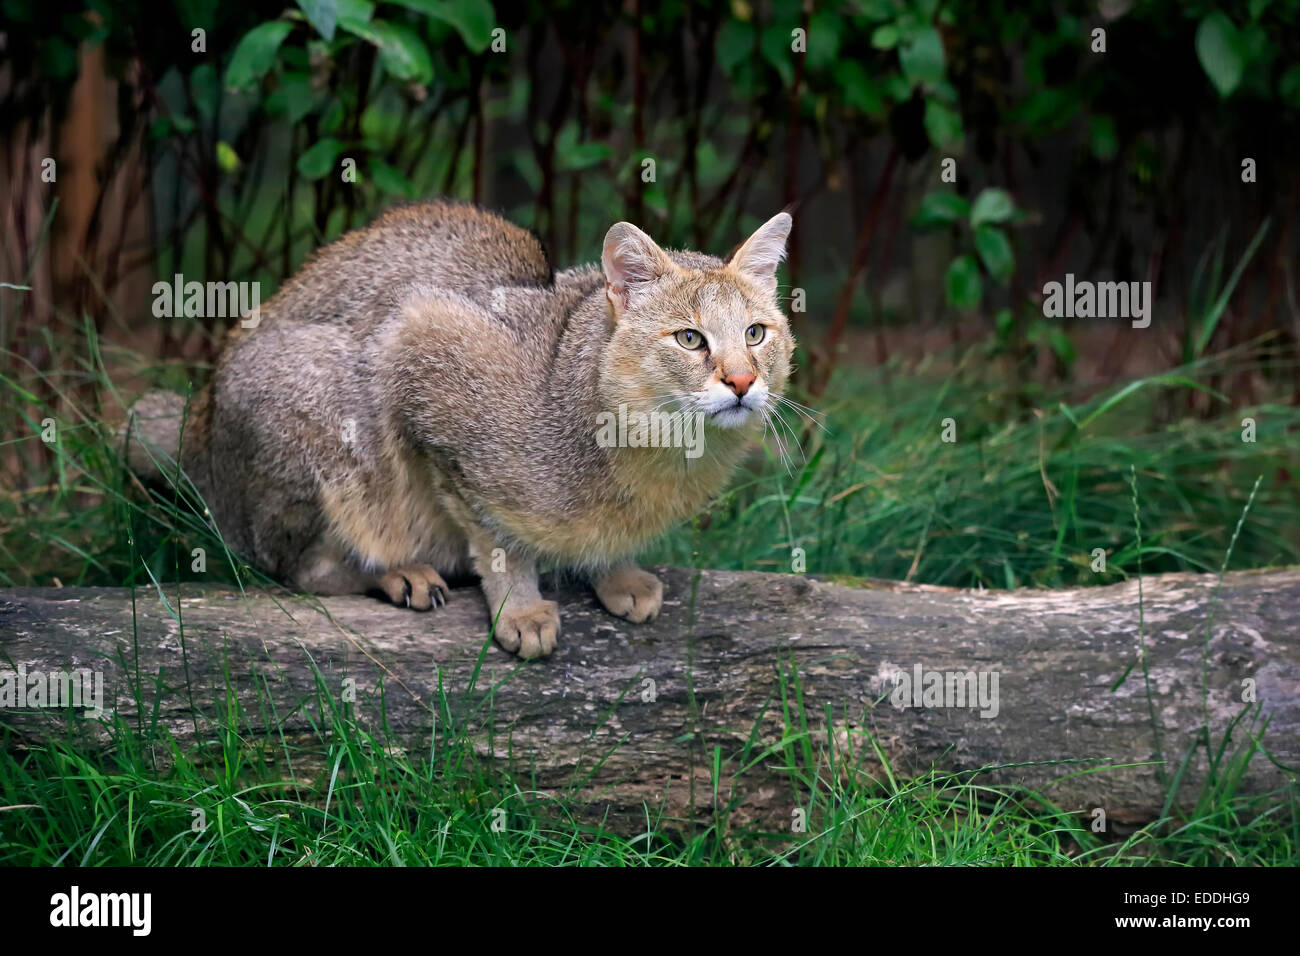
[598, 212, 796, 435]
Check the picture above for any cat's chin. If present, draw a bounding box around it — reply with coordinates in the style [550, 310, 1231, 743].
[708, 405, 758, 429]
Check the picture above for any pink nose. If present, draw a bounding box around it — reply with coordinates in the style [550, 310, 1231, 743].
[724, 371, 756, 397]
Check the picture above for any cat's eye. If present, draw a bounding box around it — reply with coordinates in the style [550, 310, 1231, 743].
[745, 324, 766, 346]
[675, 329, 706, 350]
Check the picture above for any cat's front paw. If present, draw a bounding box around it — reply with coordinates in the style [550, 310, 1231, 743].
[493, 600, 560, 659]
[375, 564, 449, 610]
[594, 567, 663, 623]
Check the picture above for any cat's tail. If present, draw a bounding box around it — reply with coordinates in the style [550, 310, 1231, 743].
[118, 390, 192, 484]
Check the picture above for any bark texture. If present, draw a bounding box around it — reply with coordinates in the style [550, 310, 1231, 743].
[2, 567, 1297, 829]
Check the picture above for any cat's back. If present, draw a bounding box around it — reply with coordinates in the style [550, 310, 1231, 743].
[367, 200, 554, 294]
[256, 200, 553, 333]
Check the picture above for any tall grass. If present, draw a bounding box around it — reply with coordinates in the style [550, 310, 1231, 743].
[652, 343, 1300, 588]
[1, 640, 1293, 866]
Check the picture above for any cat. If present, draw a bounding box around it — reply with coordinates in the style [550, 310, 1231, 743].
[124, 200, 796, 658]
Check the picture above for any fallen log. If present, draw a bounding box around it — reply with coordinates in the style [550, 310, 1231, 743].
[1, 567, 1297, 830]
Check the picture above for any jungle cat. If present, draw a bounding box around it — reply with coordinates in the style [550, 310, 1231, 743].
[124, 200, 796, 658]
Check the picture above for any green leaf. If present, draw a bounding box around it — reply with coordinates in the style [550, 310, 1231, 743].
[994, 307, 1014, 342]
[557, 124, 612, 171]
[970, 187, 1016, 226]
[297, 137, 344, 179]
[190, 64, 219, 120]
[1089, 115, 1118, 162]
[297, 0, 339, 41]
[1238, 22, 1269, 65]
[360, 89, 404, 148]
[834, 60, 885, 116]
[1028, 321, 1076, 367]
[320, 98, 346, 135]
[337, 0, 374, 21]
[928, 77, 959, 107]
[1011, 88, 1078, 132]
[912, 191, 970, 230]
[1196, 12, 1244, 98]
[857, 0, 894, 19]
[760, 24, 795, 87]
[216, 141, 242, 172]
[1279, 64, 1300, 109]
[369, 159, 415, 197]
[870, 24, 898, 49]
[440, 0, 495, 53]
[806, 11, 841, 72]
[973, 225, 1014, 284]
[1048, 328, 1076, 367]
[268, 72, 314, 123]
[899, 26, 944, 88]
[878, 74, 907, 103]
[359, 19, 434, 84]
[923, 99, 962, 148]
[225, 21, 293, 91]
[339, 16, 382, 44]
[945, 254, 981, 310]
[392, 0, 495, 53]
[282, 73, 315, 124]
[717, 19, 755, 77]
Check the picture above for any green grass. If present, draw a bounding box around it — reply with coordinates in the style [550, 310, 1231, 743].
[1, 648, 1294, 866]
[649, 344, 1300, 587]
[1, 326, 1298, 866]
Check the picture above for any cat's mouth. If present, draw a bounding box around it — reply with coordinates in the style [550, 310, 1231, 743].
[692, 384, 768, 429]
[709, 403, 754, 428]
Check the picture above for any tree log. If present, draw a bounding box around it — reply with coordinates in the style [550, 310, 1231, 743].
[2, 568, 1297, 830]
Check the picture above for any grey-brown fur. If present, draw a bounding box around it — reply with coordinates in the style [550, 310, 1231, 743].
[123, 200, 797, 658]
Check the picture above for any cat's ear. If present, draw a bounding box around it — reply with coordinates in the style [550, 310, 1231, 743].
[727, 212, 792, 295]
[602, 222, 675, 319]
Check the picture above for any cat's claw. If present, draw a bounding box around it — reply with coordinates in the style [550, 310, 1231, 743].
[376, 564, 449, 611]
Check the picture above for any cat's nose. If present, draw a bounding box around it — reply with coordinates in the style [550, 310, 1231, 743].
[723, 371, 756, 397]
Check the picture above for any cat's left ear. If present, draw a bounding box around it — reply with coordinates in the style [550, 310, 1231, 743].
[726, 212, 792, 295]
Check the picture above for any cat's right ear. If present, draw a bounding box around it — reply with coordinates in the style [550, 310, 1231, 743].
[726, 212, 792, 295]
[602, 222, 675, 320]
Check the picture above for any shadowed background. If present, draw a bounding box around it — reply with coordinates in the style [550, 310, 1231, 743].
[1, 0, 1297, 587]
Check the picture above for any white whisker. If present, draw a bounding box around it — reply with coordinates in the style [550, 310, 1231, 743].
[768, 403, 806, 466]
[771, 394, 829, 434]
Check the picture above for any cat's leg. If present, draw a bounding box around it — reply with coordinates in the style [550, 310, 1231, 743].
[592, 562, 663, 623]
[290, 537, 376, 595]
[291, 537, 448, 609]
[461, 527, 559, 659]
